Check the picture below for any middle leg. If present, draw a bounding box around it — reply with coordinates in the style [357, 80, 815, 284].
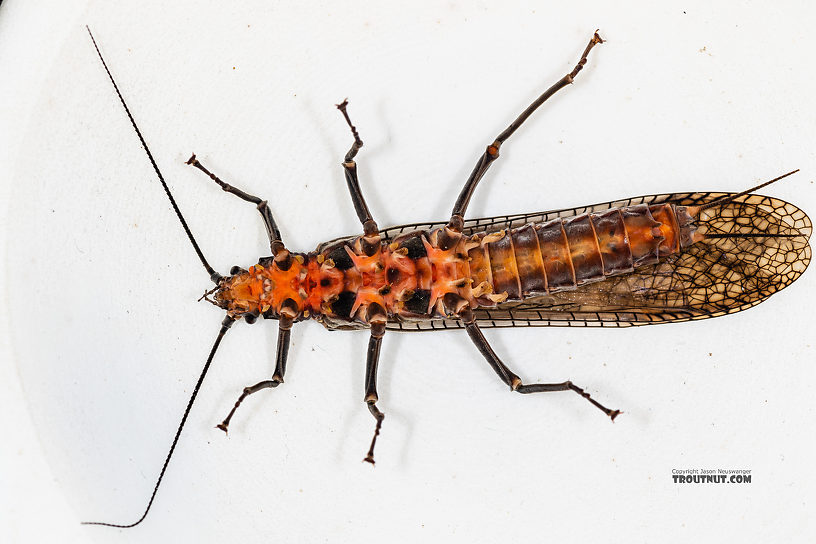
[362, 322, 386, 465]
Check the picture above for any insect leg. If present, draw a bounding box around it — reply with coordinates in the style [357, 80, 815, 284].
[186, 154, 285, 255]
[447, 31, 604, 231]
[363, 322, 386, 465]
[459, 308, 620, 421]
[216, 317, 293, 433]
[336, 99, 379, 237]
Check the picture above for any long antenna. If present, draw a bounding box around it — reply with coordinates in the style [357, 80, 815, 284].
[83, 316, 234, 528]
[86, 26, 221, 282]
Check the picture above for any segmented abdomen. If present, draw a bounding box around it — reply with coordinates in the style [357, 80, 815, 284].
[466, 203, 685, 307]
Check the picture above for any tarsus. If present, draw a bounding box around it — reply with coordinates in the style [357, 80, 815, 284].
[86, 26, 221, 283]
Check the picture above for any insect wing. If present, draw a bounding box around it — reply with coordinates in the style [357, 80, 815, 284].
[385, 192, 811, 331]
[379, 191, 721, 240]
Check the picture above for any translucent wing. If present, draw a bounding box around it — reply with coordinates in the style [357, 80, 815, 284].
[385, 192, 811, 331]
[379, 191, 725, 241]
[326, 192, 714, 250]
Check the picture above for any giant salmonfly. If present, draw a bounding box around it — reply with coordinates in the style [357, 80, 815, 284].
[83, 27, 811, 528]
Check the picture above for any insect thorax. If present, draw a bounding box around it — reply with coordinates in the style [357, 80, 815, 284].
[213, 227, 475, 328]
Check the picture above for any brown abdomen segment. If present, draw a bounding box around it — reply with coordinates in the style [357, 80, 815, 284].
[563, 214, 604, 285]
[486, 231, 521, 300]
[622, 204, 662, 266]
[591, 208, 634, 275]
[536, 219, 575, 291]
[512, 224, 547, 296]
[649, 204, 680, 255]
[469, 204, 679, 306]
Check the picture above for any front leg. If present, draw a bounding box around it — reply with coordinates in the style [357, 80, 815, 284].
[186, 154, 286, 256]
[217, 317, 293, 433]
[448, 31, 604, 231]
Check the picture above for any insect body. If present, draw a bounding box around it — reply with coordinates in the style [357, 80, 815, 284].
[84, 28, 811, 528]
[218, 202, 700, 327]
[217, 201, 694, 325]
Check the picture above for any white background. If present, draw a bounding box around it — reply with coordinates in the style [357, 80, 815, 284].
[2, 1, 815, 542]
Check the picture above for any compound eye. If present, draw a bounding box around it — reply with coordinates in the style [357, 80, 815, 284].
[230, 265, 247, 275]
[244, 312, 258, 324]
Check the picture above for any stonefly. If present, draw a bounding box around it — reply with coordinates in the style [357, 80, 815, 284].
[83, 27, 811, 527]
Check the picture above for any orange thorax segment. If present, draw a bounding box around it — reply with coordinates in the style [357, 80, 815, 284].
[344, 246, 386, 317]
[422, 232, 472, 314]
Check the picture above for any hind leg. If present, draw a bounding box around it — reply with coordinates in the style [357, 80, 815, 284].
[459, 305, 619, 420]
[447, 32, 604, 232]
